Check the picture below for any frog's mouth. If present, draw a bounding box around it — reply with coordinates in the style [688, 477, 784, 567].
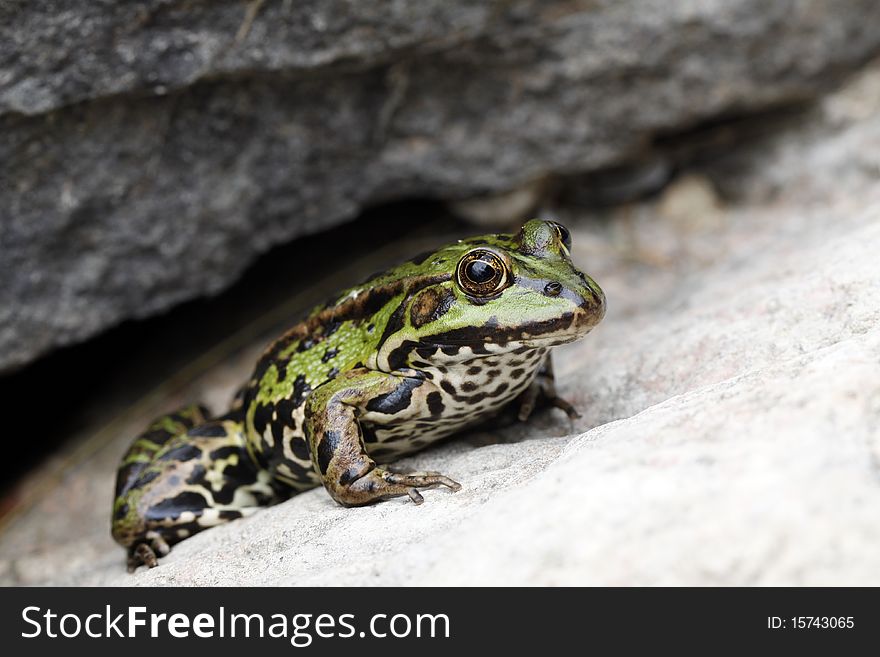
[517, 329, 594, 348]
[422, 310, 599, 352]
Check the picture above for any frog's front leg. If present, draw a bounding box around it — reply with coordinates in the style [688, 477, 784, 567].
[517, 353, 580, 422]
[304, 368, 461, 507]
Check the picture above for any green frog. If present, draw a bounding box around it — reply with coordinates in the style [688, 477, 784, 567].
[111, 219, 606, 571]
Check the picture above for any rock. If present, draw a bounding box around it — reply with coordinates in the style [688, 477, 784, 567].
[447, 177, 551, 228]
[3, 0, 880, 372]
[560, 157, 674, 208]
[1, 60, 879, 585]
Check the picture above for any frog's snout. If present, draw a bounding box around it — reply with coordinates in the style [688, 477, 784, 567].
[587, 283, 606, 320]
[571, 273, 606, 331]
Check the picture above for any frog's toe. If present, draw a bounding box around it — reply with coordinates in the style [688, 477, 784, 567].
[385, 472, 462, 495]
[126, 532, 172, 572]
[385, 467, 445, 479]
[550, 396, 581, 421]
[516, 383, 580, 423]
[402, 477, 461, 505]
[127, 543, 158, 572]
[381, 468, 462, 494]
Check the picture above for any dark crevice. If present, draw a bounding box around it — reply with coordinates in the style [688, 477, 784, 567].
[651, 99, 814, 163]
[558, 99, 817, 208]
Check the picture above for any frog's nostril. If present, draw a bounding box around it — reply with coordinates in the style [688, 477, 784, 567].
[543, 281, 563, 297]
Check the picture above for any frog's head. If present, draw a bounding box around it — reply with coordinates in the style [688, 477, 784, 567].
[378, 219, 605, 367]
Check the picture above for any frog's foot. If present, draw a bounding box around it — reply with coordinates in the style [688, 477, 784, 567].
[337, 468, 462, 507]
[389, 470, 462, 505]
[516, 354, 580, 423]
[127, 532, 170, 572]
[517, 385, 580, 422]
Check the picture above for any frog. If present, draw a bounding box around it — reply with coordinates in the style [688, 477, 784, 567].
[111, 219, 606, 571]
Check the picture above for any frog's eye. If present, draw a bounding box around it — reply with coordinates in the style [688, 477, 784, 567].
[549, 221, 572, 253]
[456, 249, 510, 298]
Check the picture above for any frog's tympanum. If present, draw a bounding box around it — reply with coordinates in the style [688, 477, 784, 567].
[112, 220, 606, 570]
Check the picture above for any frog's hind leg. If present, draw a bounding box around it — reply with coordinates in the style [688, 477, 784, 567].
[112, 404, 210, 502]
[112, 411, 281, 571]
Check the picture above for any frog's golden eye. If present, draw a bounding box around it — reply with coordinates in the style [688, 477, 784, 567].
[549, 221, 572, 253]
[456, 249, 510, 298]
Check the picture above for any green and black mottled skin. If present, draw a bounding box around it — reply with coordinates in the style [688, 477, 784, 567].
[112, 220, 606, 570]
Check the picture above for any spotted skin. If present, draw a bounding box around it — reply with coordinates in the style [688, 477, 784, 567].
[112, 219, 606, 569]
[112, 414, 283, 571]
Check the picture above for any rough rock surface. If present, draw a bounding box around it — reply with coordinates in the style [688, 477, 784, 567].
[1, 61, 879, 586]
[3, 0, 880, 372]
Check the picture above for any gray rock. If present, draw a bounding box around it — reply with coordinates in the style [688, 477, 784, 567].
[1, 62, 879, 585]
[3, 0, 880, 372]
